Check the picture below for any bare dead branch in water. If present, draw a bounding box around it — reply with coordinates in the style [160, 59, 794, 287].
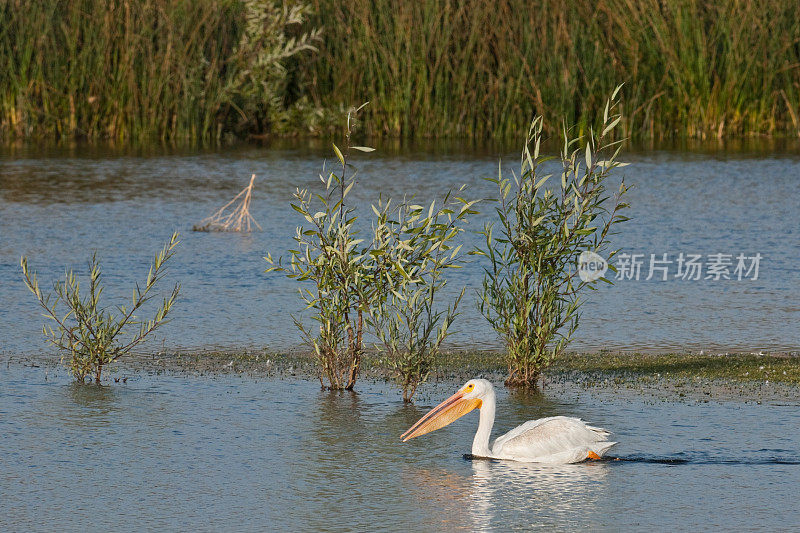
[194, 174, 262, 232]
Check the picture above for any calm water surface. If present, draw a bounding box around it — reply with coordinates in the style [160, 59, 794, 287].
[0, 143, 798, 354]
[2, 364, 800, 531]
[2, 144, 799, 531]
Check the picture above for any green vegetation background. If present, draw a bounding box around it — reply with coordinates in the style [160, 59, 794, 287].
[2, 0, 799, 142]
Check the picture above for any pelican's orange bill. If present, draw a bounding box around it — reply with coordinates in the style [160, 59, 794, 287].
[401, 390, 482, 442]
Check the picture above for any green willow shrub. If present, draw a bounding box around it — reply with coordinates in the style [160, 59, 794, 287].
[21, 233, 181, 383]
[476, 88, 631, 387]
[222, 0, 322, 137]
[266, 105, 377, 390]
[369, 191, 478, 402]
[267, 106, 475, 393]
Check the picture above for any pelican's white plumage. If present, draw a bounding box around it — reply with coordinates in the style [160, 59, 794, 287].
[401, 379, 616, 463]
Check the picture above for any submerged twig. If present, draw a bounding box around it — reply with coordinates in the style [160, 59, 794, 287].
[194, 174, 262, 232]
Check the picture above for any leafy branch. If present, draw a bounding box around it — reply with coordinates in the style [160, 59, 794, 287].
[476, 86, 631, 387]
[21, 232, 181, 383]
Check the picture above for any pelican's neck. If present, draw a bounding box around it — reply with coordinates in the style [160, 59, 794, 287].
[472, 388, 496, 457]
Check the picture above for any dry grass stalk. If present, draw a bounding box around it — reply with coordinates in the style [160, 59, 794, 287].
[194, 174, 262, 232]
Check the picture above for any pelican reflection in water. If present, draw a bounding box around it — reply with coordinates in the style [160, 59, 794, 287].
[468, 458, 610, 529]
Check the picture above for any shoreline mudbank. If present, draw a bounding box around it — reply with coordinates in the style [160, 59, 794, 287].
[6, 349, 800, 404]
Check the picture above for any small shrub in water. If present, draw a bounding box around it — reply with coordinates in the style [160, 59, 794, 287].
[267, 106, 475, 393]
[476, 87, 631, 387]
[21, 233, 181, 383]
[266, 105, 376, 390]
[369, 191, 477, 402]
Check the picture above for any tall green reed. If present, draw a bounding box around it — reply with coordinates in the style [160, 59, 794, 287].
[0, 0, 320, 142]
[2, 0, 799, 141]
[306, 0, 800, 140]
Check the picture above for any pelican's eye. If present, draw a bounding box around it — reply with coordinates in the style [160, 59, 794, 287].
[464, 384, 474, 392]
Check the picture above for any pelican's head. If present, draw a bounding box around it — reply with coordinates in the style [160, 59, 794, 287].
[401, 379, 492, 442]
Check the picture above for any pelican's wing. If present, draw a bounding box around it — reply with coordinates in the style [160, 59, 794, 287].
[492, 416, 615, 463]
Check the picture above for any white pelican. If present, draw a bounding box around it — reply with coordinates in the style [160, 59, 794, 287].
[401, 379, 616, 463]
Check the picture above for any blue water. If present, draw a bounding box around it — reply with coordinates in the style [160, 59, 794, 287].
[1, 144, 798, 355]
[2, 364, 799, 531]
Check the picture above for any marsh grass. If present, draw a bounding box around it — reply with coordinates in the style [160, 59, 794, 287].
[2, 0, 798, 141]
[194, 174, 262, 232]
[0, 0, 320, 141]
[307, 0, 800, 140]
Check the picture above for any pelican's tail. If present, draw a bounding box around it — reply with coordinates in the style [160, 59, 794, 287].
[589, 441, 617, 459]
